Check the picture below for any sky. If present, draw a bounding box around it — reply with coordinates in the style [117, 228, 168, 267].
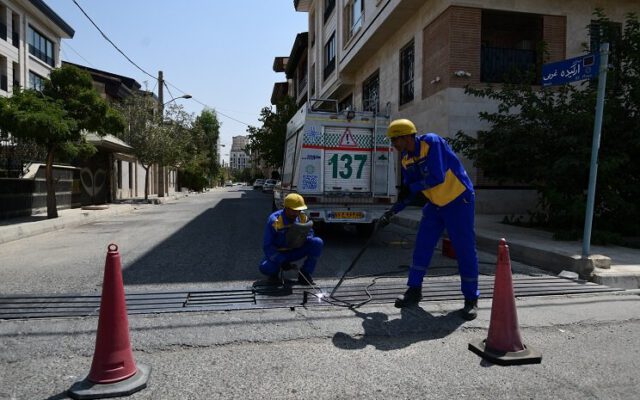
[45, 0, 307, 163]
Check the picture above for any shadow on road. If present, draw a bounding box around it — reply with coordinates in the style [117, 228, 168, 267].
[120, 190, 385, 286]
[332, 307, 465, 351]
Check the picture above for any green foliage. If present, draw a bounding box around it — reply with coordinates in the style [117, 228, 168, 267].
[246, 97, 297, 168]
[449, 11, 640, 237]
[0, 65, 125, 217]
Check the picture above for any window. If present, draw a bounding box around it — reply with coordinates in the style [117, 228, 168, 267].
[481, 10, 542, 84]
[343, 0, 364, 44]
[28, 71, 46, 91]
[28, 26, 55, 67]
[351, 0, 364, 34]
[324, 0, 336, 24]
[323, 32, 336, 80]
[399, 40, 414, 105]
[362, 71, 380, 113]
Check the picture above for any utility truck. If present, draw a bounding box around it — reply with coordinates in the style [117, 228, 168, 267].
[273, 100, 397, 235]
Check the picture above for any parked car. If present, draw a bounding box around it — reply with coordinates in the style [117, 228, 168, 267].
[253, 179, 265, 189]
[262, 179, 278, 193]
[225, 180, 233, 187]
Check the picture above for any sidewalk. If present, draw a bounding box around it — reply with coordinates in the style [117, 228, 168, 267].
[0, 192, 187, 246]
[393, 207, 640, 289]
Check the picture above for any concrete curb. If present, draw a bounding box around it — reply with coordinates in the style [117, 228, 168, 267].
[0, 204, 136, 245]
[394, 214, 608, 279]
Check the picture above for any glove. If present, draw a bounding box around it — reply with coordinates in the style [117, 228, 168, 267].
[378, 209, 395, 227]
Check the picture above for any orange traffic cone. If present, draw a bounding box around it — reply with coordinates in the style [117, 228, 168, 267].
[468, 238, 542, 365]
[68, 244, 151, 399]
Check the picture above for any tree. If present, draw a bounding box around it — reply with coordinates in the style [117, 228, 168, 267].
[450, 11, 640, 239]
[0, 65, 124, 218]
[183, 109, 221, 189]
[246, 97, 297, 169]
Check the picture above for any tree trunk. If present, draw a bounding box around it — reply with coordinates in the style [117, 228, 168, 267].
[45, 147, 58, 219]
[144, 165, 149, 200]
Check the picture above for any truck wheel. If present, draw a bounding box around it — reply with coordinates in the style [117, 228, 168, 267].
[356, 222, 376, 237]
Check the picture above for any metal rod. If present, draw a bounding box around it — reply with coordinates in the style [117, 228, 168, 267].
[582, 43, 609, 257]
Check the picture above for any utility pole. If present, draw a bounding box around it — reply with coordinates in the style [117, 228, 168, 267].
[157, 70, 165, 197]
[158, 70, 164, 116]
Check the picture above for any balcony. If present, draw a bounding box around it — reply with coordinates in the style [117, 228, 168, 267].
[12, 31, 18, 47]
[0, 22, 6, 41]
[481, 47, 538, 84]
[1, 75, 7, 92]
[28, 45, 54, 67]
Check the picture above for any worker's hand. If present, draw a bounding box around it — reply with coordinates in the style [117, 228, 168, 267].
[379, 209, 395, 227]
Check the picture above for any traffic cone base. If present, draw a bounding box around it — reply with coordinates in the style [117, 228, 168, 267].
[468, 239, 542, 365]
[68, 363, 151, 400]
[469, 339, 541, 366]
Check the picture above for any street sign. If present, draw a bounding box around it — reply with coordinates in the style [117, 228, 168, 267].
[542, 53, 600, 87]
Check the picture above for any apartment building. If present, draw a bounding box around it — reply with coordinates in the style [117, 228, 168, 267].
[293, 0, 640, 213]
[230, 135, 251, 171]
[0, 0, 73, 96]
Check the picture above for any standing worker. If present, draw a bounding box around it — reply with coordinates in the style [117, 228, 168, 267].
[259, 193, 323, 285]
[379, 119, 480, 320]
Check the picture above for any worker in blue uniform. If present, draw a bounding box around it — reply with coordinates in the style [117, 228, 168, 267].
[379, 119, 479, 320]
[259, 193, 323, 285]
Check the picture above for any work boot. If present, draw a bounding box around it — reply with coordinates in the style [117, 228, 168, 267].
[461, 298, 478, 320]
[267, 274, 282, 285]
[394, 287, 423, 308]
[297, 270, 315, 286]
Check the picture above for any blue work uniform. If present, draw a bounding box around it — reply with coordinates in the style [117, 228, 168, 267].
[392, 133, 479, 300]
[259, 209, 323, 278]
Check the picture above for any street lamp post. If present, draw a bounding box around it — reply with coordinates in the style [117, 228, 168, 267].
[155, 70, 192, 197]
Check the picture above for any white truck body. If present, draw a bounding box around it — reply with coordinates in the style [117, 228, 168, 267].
[274, 101, 397, 228]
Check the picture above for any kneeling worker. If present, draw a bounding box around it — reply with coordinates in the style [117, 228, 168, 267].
[259, 193, 323, 285]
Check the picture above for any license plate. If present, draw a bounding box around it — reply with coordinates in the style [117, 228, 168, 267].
[332, 211, 364, 220]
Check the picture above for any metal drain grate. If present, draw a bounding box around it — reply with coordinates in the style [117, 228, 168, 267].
[0, 276, 624, 320]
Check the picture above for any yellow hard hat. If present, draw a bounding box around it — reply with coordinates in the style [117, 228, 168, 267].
[387, 118, 417, 139]
[284, 193, 307, 211]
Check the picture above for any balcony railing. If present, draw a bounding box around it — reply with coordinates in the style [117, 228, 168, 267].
[481, 46, 537, 84]
[28, 45, 54, 67]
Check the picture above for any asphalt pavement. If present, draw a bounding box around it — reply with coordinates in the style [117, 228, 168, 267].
[1, 188, 640, 399]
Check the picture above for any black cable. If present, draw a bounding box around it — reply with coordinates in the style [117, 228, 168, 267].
[72, 0, 156, 81]
[72, 0, 253, 127]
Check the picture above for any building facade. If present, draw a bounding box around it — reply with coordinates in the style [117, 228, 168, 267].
[0, 0, 73, 96]
[293, 0, 640, 213]
[230, 135, 251, 171]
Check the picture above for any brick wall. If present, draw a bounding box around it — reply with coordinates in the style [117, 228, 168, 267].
[449, 7, 482, 88]
[422, 7, 452, 99]
[423, 6, 567, 98]
[543, 15, 567, 63]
